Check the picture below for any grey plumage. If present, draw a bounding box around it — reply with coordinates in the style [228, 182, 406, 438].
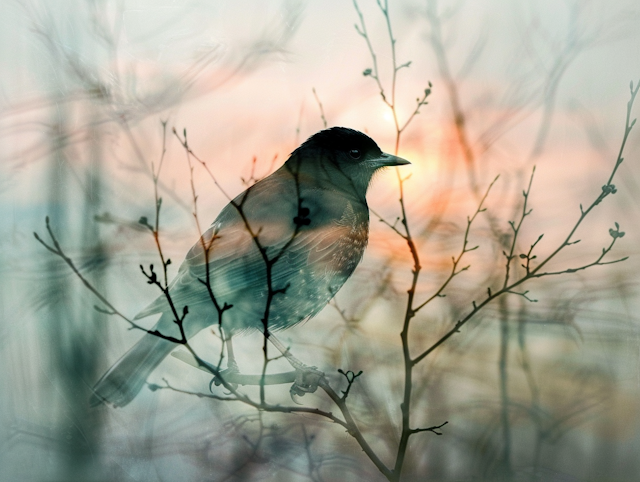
[91, 127, 409, 407]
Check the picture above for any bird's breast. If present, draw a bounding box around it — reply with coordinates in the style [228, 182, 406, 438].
[328, 201, 369, 276]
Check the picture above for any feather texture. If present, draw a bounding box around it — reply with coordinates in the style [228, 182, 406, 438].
[91, 127, 408, 407]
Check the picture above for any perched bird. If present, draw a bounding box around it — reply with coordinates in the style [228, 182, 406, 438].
[91, 127, 409, 407]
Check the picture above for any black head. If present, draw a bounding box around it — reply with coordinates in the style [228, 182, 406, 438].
[298, 127, 382, 161]
[288, 127, 409, 196]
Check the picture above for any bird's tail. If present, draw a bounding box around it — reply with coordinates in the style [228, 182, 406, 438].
[90, 326, 175, 408]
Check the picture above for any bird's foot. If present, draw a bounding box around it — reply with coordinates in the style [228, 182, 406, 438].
[290, 365, 324, 404]
[210, 362, 239, 392]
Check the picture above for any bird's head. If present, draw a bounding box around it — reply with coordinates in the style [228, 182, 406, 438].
[287, 127, 410, 197]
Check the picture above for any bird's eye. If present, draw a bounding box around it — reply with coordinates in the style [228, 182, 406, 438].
[349, 149, 361, 159]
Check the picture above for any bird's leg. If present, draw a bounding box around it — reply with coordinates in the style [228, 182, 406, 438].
[224, 331, 239, 372]
[212, 328, 239, 388]
[265, 330, 304, 370]
[265, 330, 324, 400]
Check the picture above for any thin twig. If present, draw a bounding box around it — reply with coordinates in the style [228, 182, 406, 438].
[312, 87, 328, 128]
[412, 80, 638, 367]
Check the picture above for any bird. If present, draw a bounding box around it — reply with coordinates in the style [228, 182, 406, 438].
[90, 126, 410, 407]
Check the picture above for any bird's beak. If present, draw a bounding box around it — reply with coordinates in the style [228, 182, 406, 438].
[372, 152, 411, 168]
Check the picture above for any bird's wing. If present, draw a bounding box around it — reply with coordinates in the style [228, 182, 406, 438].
[135, 174, 362, 320]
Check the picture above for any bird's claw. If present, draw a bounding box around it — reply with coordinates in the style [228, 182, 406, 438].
[289, 366, 324, 403]
[210, 364, 239, 392]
